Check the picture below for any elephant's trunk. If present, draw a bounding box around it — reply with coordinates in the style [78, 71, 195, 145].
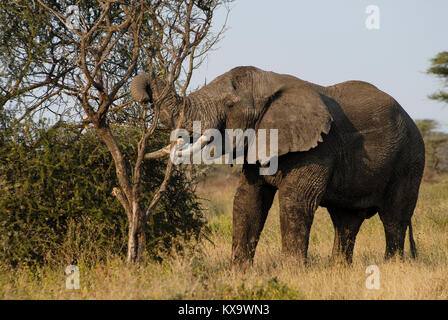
[130, 73, 225, 160]
[130, 73, 223, 134]
[130, 73, 183, 129]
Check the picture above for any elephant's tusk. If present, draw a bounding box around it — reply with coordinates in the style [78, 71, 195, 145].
[144, 138, 185, 160]
[143, 145, 171, 160]
[175, 135, 211, 157]
[143, 135, 211, 160]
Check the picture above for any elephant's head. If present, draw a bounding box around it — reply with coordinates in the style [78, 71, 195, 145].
[130, 66, 333, 163]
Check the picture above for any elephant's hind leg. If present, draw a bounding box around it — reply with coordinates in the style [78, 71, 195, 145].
[379, 205, 416, 260]
[379, 174, 421, 259]
[328, 207, 366, 264]
[231, 165, 277, 265]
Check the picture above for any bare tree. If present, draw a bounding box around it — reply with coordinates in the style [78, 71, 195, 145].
[0, 0, 75, 136]
[33, 0, 229, 263]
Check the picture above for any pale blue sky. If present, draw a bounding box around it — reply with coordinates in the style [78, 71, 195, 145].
[190, 0, 448, 131]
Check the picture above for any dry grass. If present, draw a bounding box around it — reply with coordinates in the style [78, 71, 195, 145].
[1, 170, 447, 299]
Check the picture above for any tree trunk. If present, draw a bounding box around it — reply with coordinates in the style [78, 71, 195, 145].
[137, 223, 146, 262]
[126, 202, 146, 263]
[126, 220, 138, 263]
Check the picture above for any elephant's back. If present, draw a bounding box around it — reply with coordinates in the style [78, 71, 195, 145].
[325, 80, 398, 122]
[321, 81, 424, 198]
[323, 80, 414, 143]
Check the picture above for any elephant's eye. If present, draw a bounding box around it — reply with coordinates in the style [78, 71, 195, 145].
[223, 94, 239, 108]
[225, 100, 234, 109]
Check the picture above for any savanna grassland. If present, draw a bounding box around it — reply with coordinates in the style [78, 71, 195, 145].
[1, 168, 447, 300]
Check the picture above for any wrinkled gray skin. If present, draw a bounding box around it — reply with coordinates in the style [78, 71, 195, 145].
[131, 66, 425, 264]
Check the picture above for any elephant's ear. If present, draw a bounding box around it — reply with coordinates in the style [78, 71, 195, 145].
[257, 85, 333, 157]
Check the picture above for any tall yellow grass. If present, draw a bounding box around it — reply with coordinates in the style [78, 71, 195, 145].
[1, 171, 447, 299]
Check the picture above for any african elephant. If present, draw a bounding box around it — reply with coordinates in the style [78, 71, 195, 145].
[130, 66, 425, 264]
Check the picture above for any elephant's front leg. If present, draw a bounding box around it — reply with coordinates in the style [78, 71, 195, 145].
[231, 166, 276, 265]
[278, 193, 316, 262]
[278, 166, 329, 263]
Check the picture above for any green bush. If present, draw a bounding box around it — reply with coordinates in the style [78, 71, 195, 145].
[0, 123, 206, 267]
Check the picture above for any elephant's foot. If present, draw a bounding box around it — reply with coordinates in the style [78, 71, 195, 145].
[281, 246, 309, 267]
[230, 252, 253, 272]
[231, 242, 255, 266]
[330, 238, 357, 265]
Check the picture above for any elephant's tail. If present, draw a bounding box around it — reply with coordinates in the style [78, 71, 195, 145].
[408, 221, 417, 259]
